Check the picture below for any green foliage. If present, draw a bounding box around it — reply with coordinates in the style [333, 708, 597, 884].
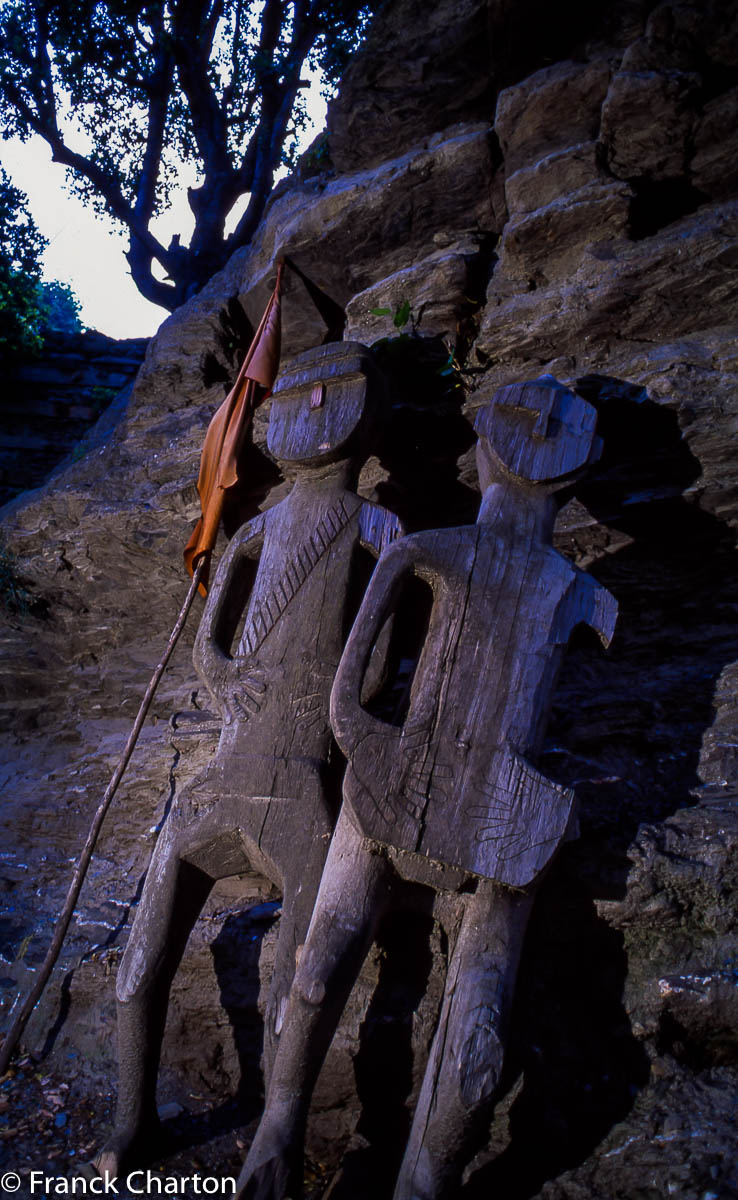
[0, 164, 46, 273]
[370, 299, 412, 329]
[0, 165, 46, 356]
[393, 299, 411, 329]
[0, 540, 31, 616]
[38, 279, 83, 334]
[0, 167, 83, 357]
[369, 298, 466, 399]
[0, 266, 45, 357]
[438, 348, 463, 386]
[0, 0, 375, 310]
[301, 130, 332, 174]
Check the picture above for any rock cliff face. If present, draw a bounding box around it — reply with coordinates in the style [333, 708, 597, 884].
[1, 0, 737, 1195]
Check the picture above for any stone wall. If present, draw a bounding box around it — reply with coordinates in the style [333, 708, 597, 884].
[0, 330, 147, 506]
[1, 1, 736, 1195]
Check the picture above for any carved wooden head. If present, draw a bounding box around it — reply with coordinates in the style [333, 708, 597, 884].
[267, 341, 386, 466]
[474, 376, 602, 487]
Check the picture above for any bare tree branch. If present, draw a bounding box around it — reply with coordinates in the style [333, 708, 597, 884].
[133, 15, 176, 226]
[222, 0, 245, 111]
[0, 0, 372, 310]
[171, 0, 230, 176]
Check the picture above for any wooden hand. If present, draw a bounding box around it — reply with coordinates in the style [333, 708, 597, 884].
[227, 660, 268, 724]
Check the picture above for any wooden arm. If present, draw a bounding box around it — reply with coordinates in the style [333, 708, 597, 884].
[357, 502, 406, 705]
[549, 566, 618, 650]
[193, 514, 265, 714]
[574, 571, 618, 647]
[330, 540, 413, 756]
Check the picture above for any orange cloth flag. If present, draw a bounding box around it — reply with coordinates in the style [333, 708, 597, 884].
[184, 262, 284, 595]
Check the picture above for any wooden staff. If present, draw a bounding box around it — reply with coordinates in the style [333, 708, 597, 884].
[0, 559, 205, 1077]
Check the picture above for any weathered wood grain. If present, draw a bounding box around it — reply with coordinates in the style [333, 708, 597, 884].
[474, 374, 603, 482]
[92, 342, 403, 1181]
[237, 377, 617, 1200]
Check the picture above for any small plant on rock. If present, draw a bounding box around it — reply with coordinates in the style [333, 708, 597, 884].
[370, 298, 413, 333]
[0, 539, 31, 615]
[370, 299, 465, 399]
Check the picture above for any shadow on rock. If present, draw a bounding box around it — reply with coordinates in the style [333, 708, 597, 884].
[372, 334, 479, 531]
[328, 909, 437, 1200]
[153, 900, 281, 1160]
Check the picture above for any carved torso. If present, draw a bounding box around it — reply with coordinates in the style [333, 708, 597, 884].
[337, 503, 616, 887]
[197, 482, 402, 804]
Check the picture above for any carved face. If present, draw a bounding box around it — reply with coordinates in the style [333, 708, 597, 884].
[474, 376, 601, 486]
[268, 342, 384, 466]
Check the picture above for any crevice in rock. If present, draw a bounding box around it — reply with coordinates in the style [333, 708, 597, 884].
[335, 909, 437, 1199]
[158, 744, 182, 835]
[202, 298, 257, 388]
[627, 177, 708, 240]
[211, 903, 281, 1117]
[201, 352, 231, 388]
[371, 335, 478, 531]
[221, 297, 256, 364]
[456, 232, 500, 367]
[657, 1009, 738, 1071]
[691, 64, 738, 107]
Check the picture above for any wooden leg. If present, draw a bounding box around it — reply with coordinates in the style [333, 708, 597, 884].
[261, 825, 333, 1087]
[236, 812, 388, 1200]
[393, 883, 534, 1200]
[93, 828, 213, 1178]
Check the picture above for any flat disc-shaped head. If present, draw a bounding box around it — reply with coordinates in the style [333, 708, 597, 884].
[268, 341, 385, 465]
[474, 376, 600, 484]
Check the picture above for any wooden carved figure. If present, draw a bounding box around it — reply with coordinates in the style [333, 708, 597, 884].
[92, 342, 403, 1178]
[237, 377, 618, 1200]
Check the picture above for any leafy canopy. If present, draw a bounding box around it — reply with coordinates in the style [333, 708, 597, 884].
[0, 166, 83, 357]
[0, 0, 373, 312]
[0, 162, 46, 275]
[39, 279, 83, 335]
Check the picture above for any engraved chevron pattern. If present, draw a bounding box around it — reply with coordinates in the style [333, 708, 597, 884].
[241, 497, 357, 655]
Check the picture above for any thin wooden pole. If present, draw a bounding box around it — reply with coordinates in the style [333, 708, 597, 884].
[0, 559, 205, 1076]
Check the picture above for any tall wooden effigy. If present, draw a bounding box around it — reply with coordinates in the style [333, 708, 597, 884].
[91, 342, 403, 1180]
[237, 376, 617, 1200]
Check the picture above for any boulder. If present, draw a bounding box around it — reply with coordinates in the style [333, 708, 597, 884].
[495, 60, 611, 178]
[691, 87, 738, 201]
[600, 65, 699, 183]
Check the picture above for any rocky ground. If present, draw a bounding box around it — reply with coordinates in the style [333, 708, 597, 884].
[0, 1053, 333, 1198]
[2, 0, 738, 1195]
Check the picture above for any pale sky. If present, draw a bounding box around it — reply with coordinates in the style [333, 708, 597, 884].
[0, 88, 327, 341]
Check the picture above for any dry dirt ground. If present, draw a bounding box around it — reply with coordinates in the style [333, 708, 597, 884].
[0, 1055, 333, 1198]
